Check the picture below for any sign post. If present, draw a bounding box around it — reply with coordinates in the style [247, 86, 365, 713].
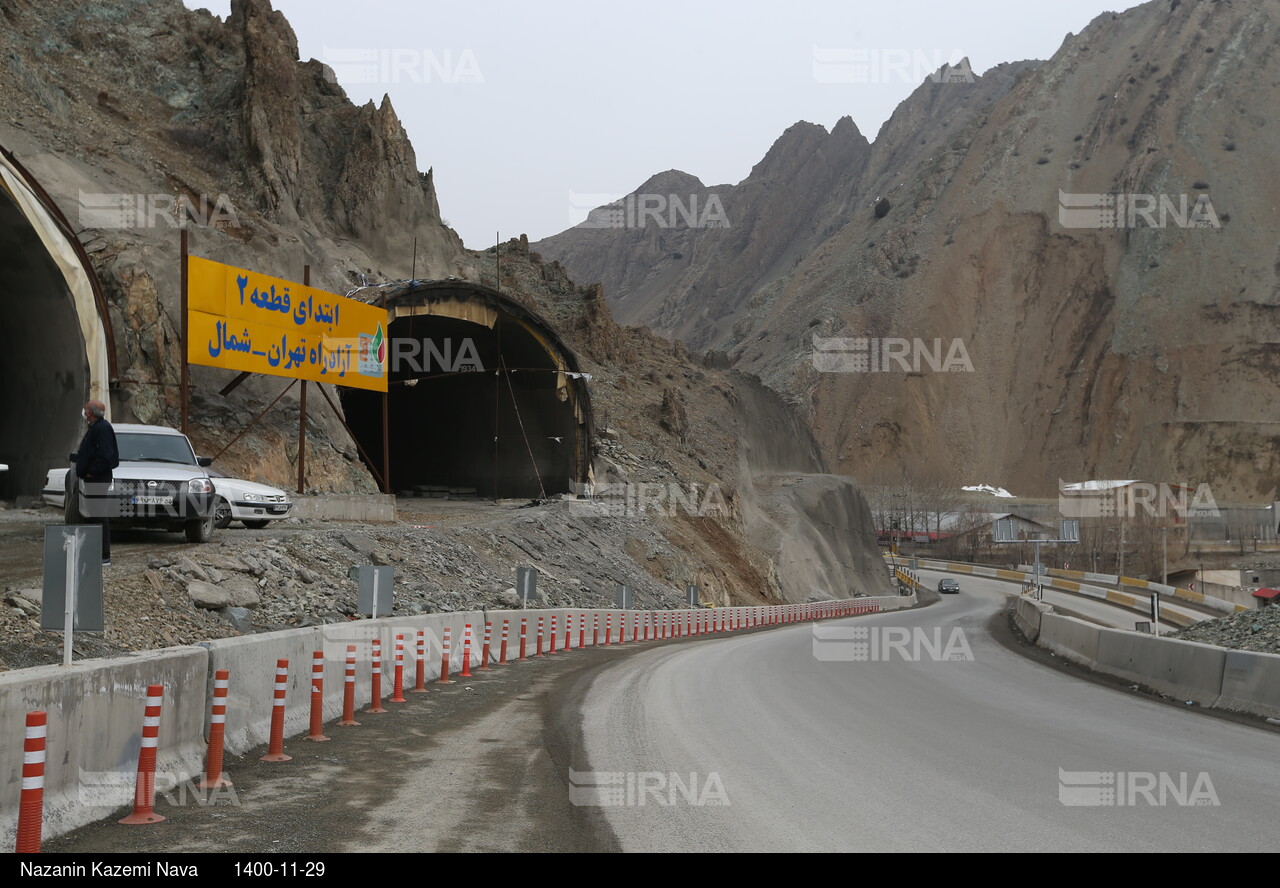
[358, 566, 394, 619]
[41, 526, 105, 665]
[517, 567, 538, 608]
[62, 533, 76, 667]
[993, 518, 1079, 592]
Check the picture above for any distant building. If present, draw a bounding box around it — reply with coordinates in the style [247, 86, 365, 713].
[1251, 588, 1279, 609]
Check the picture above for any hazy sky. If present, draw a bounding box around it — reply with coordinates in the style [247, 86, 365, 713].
[183, 0, 1146, 247]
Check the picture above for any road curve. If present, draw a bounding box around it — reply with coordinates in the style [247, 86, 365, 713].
[576, 585, 1277, 852]
[914, 567, 1196, 630]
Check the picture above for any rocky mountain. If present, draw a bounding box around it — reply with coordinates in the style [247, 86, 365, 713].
[535, 0, 1280, 502]
[534, 60, 1035, 350]
[0, 0, 890, 609]
[1, 0, 468, 491]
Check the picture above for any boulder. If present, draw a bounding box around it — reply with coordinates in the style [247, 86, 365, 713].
[177, 555, 210, 583]
[186, 580, 231, 609]
[223, 575, 262, 609]
[219, 606, 253, 633]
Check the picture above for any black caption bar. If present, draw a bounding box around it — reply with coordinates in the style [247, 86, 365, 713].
[12, 855, 355, 881]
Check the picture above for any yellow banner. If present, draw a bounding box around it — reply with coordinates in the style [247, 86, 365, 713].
[187, 256, 387, 392]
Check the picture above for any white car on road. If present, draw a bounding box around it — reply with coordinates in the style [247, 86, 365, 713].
[207, 469, 293, 529]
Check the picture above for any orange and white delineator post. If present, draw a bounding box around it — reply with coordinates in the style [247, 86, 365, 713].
[338, 645, 360, 725]
[536, 617, 545, 657]
[579, 613, 587, 649]
[548, 616, 558, 655]
[367, 640, 388, 713]
[16, 711, 47, 852]
[605, 613, 613, 645]
[120, 684, 167, 823]
[499, 619, 510, 665]
[438, 627, 455, 683]
[481, 621, 493, 670]
[563, 614, 572, 651]
[593, 613, 600, 646]
[305, 651, 332, 739]
[199, 669, 232, 787]
[262, 659, 293, 760]
[519, 618, 528, 660]
[391, 635, 408, 703]
[411, 629, 428, 693]
[460, 624, 474, 677]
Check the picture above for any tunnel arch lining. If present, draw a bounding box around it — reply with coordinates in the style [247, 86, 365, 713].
[343, 279, 595, 498]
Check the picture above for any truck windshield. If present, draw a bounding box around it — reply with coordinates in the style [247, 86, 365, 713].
[116, 433, 197, 465]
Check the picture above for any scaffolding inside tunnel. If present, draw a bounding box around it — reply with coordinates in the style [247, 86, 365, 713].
[339, 280, 594, 501]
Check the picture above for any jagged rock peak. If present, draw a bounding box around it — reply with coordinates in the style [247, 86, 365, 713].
[633, 169, 708, 195]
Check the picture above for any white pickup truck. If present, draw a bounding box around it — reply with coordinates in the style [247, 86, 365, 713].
[61, 423, 217, 543]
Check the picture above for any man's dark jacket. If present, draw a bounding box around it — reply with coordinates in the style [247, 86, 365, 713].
[76, 419, 119, 480]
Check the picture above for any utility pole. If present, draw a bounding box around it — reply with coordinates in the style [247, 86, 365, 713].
[1118, 516, 1126, 578]
[1161, 526, 1168, 586]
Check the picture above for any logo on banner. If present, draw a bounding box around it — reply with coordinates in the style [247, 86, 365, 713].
[359, 324, 386, 377]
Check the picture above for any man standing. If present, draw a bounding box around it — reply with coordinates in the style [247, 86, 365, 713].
[75, 400, 118, 566]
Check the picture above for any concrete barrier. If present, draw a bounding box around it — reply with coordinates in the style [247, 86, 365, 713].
[1012, 595, 1051, 642]
[918, 557, 1204, 626]
[868, 592, 917, 612]
[0, 598, 899, 845]
[292, 494, 397, 523]
[1037, 614, 1102, 668]
[205, 609, 596, 755]
[1215, 649, 1280, 720]
[1092, 630, 1227, 704]
[0, 646, 208, 849]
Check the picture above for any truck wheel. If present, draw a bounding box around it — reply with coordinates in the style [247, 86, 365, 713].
[213, 497, 233, 530]
[63, 473, 83, 524]
[185, 515, 214, 543]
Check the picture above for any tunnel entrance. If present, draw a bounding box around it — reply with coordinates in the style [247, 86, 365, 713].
[340, 282, 593, 500]
[0, 149, 113, 501]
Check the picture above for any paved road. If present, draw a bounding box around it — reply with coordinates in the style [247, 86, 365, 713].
[577, 584, 1277, 852]
[914, 568, 1194, 630]
[46, 582, 1275, 854]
